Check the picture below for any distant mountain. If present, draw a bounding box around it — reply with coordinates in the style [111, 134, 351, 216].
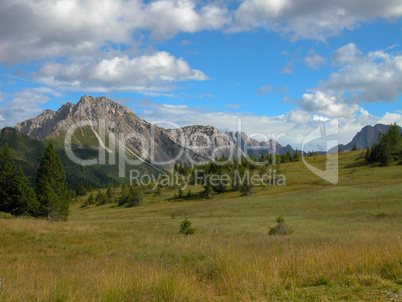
[14, 95, 293, 173]
[15, 95, 206, 173]
[338, 124, 402, 151]
[9, 96, 399, 188]
[225, 131, 294, 157]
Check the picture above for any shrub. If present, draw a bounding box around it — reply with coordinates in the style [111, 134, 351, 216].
[0, 212, 14, 219]
[269, 216, 293, 235]
[95, 191, 108, 206]
[179, 218, 195, 235]
[80, 193, 95, 208]
[118, 186, 142, 207]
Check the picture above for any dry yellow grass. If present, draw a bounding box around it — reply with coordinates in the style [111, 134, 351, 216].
[0, 151, 401, 301]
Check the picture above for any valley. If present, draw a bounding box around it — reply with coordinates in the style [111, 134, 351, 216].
[0, 151, 400, 301]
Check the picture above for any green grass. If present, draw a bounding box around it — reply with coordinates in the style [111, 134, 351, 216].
[0, 151, 401, 301]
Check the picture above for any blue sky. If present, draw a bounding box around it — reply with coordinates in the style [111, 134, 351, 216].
[0, 0, 401, 149]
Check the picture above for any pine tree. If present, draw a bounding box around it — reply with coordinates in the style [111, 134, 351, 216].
[13, 167, 40, 216]
[0, 143, 19, 213]
[36, 141, 71, 221]
[293, 149, 301, 161]
[95, 191, 107, 206]
[352, 144, 357, 151]
[364, 147, 371, 163]
[76, 183, 87, 196]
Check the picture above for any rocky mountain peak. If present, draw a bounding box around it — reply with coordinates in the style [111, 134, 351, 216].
[75, 95, 135, 118]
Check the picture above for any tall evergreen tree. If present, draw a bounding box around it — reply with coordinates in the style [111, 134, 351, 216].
[0, 144, 38, 216]
[0, 143, 18, 213]
[293, 149, 301, 161]
[13, 167, 40, 216]
[36, 141, 71, 221]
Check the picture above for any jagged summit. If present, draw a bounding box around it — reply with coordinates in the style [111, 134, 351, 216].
[15, 96, 138, 140]
[14, 95, 301, 171]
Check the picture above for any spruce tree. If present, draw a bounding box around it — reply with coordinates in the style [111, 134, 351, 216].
[36, 141, 71, 221]
[0, 143, 17, 213]
[12, 167, 40, 216]
[293, 149, 301, 161]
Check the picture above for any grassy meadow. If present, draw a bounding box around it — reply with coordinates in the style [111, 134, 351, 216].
[0, 151, 401, 301]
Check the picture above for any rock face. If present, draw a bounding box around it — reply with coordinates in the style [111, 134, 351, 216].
[225, 131, 294, 156]
[167, 125, 244, 162]
[337, 124, 402, 151]
[15, 96, 204, 171]
[15, 95, 293, 172]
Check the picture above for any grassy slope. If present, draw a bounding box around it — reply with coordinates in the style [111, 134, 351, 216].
[0, 127, 158, 190]
[0, 151, 401, 301]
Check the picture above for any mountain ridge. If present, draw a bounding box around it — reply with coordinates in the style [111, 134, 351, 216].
[11, 95, 400, 174]
[337, 124, 402, 152]
[14, 96, 295, 168]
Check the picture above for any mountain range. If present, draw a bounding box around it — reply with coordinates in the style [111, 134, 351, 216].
[337, 124, 401, 152]
[0, 95, 398, 189]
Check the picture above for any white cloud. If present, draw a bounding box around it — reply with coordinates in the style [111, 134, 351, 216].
[304, 50, 325, 69]
[332, 43, 362, 65]
[2, 0, 401, 64]
[280, 65, 293, 74]
[137, 98, 402, 149]
[33, 51, 208, 92]
[299, 91, 359, 118]
[257, 85, 273, 95]
[286, 109, 311, 124]
[379, 112, 402, 125]
[225, 103, 245, 109]
[0, 88, 52, 127]
[321, 43, 402, 104]
[230, 0, 402, 40]
[143, 1, 230, 39]
[0, 0, 230, 63]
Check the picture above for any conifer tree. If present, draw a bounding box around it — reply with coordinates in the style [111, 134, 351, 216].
[0, 144, 39, 216]
[0, 143, 17, 213]
[13, 167, 40, 216]
[293, 149, 301, 161]
[36, 141, 71, 221]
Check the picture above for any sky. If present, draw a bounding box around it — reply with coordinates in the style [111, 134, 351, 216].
[0, 0, 401, 150]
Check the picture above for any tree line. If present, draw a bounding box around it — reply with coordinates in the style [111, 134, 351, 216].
[364, 123, 402, 167]
[0, 141, 71, 221]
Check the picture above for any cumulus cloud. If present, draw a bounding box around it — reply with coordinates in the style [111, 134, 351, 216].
[321, 43, 402, 104]
[2, 0, 401, 64]
[0, 0, 230, 63]
[299, 91, 359, 118]
[137, 98, 402, 149]
[257, 85, 273, 95]
[230, 0, 402, 40]
[33, 51, 208, 92]
[286, 109, 312, 124]
[142, 1, 230, 39]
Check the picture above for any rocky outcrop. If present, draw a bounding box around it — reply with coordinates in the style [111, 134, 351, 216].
[167, 125, 244, 161]
[335, 124, 402, 152]
[14, 95, 294, 172]
[225, 131, 294, 156]
[15, 96, 204, 171]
